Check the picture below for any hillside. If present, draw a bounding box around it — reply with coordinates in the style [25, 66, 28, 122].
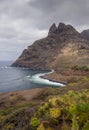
[12, 23, 89, 70]
[0, 86, 89, 130]
[81, 29, 89, 41]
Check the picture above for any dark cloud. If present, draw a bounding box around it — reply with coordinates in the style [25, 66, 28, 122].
[29, 0, 89, 29]
[0, 0, 89, 60]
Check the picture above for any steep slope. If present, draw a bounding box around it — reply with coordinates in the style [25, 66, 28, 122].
[12, 23, 89, 70]
[81, 29, 89, 41]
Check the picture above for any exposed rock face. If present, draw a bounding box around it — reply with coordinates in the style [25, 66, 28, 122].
[81, 29, 89, 41]
[12, 23, 89, 70]
[48, 23, 57, 35]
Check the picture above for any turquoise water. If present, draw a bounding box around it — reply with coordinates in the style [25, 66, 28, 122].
[0, 61, 65, 92]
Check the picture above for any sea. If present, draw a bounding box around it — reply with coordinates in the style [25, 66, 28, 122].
[0, 61, 65, 93]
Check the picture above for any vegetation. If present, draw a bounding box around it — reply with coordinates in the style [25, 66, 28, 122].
[0, 76, 89, 130]
[37, 90, 89, 130]
[30, 117, 40, 128]
[0, 89, 89, 130]
[71, 65, 89, 71]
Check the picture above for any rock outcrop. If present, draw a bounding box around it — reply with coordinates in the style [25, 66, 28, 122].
[81, 29, 89, 41]
[12, 23, 89, 70]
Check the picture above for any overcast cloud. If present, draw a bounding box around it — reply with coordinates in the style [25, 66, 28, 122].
[0, 0, 89, 61]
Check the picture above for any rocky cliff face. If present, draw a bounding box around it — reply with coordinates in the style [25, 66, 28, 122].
[81, 29, 89, 41]
[12, 23, 89, 70]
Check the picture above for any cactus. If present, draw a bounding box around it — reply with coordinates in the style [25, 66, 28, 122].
[49, 108, 61, 119]
[30, 117, 40, 128]
[37, 123, 45, 130]
[82, 122, 89, 130]
[72, 115, 79, 130]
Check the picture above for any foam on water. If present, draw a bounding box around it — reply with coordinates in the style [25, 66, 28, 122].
[25, 70, 66, 87]
[0, 66, 11, 69]
[0, 63, 66, 92]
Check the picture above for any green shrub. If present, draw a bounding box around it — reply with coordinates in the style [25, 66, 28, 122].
[72, 115, 79, 130]
[82, 122, 89, 130]
[37, 123, 45, 130]
[49, 108, 61, 119]
[61, 123, 70, 130]
[6, 123, 14, 130]
[30, 117, 40, 128]
[0, 90, 89, 130]
[72, 65, 89, 71]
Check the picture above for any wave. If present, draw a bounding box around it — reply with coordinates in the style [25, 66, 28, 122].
[0, 69, 66, 87]
[0, 66, 12, 69]
[25, 70, 66, 87]
[0, 66, 30, 69]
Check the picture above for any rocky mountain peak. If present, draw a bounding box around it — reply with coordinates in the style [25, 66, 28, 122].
[58, 23, 78, 34]
[48, 23, 57, 35]
[48, 22, 79, 36]
[12, 22, 89, 69]
[57, 22, 66, 32]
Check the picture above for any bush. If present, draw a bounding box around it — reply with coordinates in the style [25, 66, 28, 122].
[30, 117, 40, 128]
[61, 123, 70, 130]
[72, 115, 79, 130]
[6, 123, 14, 130]
[37, 123, 45, 130]
[72, 65, 89, 71]
[49, 108, 61, 119]
[82, 122, 89, 130]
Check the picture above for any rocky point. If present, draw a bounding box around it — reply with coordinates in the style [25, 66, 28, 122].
[12, 23, 89, 71]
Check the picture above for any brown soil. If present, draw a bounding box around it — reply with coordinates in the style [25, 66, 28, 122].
[0, 88, 47, 101]
[45, 69, 89, 82]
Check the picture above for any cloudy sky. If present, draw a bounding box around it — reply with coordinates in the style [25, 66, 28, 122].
[0, 0, 89, 61]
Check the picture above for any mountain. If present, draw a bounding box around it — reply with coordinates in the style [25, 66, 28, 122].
[12, 23, 89, 71]
[81, 29, 89, 41]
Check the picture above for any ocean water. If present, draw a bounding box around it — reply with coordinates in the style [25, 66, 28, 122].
[0, 61, 65, 93]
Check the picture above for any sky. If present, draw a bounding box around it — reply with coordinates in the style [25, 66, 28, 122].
[0, 0, 89, 61]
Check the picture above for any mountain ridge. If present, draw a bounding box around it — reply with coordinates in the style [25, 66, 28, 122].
[81, 29, 89, 41]
[12, 23, 89, 71]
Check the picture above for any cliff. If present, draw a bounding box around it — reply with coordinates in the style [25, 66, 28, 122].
[81, 29, 89, 41]
[12, 23, 89, 70]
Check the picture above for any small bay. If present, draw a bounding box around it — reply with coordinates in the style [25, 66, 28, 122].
[0, 61, 65, 92]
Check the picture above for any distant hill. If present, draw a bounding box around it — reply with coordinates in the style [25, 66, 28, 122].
[12, 23, 89, 71]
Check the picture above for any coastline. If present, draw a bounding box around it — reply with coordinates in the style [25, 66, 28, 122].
[1, 65, 89, 96]
[0, 66, 65, 93]
[27, 69, 66, 87]
[0, 87, 47, 101]
[0, 71, 89, 130]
